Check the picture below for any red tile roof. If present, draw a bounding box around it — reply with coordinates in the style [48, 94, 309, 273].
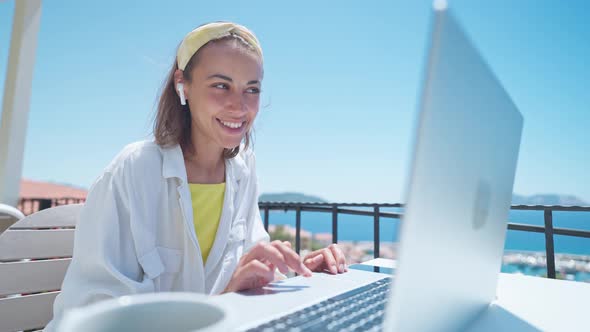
[19, 179, 87, 199]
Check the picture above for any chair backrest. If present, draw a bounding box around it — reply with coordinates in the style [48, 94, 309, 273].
[0, 204, 82, 332]
[0, 203, 26, 235]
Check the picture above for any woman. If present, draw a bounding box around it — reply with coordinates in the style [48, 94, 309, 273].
[46, 22, 347, 330]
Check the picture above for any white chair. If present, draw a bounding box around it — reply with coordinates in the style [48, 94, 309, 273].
[0, 203, 25, 235]
[0, 204, 82, 332]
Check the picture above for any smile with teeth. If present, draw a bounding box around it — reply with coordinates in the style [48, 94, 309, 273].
[219, 119, 245, 129]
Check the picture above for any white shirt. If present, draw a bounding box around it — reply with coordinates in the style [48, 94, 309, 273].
[45, 141, 270, 331]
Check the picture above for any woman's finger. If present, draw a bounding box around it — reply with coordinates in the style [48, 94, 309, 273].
[328, 244, 347, 273]
[245, 242, 289, 274]
[243, 260, 275, 290]
[304, 253, 324, 271]
[270, 241, 312, 277]
[320, 248, 338, 274]
[226, 259, 275, 293]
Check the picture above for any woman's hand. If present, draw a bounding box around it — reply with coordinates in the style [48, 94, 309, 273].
[223, 240, 312, 293]
[303, 244, 348, 274]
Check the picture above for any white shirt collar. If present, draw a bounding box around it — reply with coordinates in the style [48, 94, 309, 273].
[161, 144, 250, 185]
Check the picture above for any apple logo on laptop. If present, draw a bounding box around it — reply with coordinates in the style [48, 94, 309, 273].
[473, 179, 491, 230]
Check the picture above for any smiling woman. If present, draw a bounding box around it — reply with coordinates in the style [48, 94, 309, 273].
[45, 21, 348, 331]
[155, 22, 264, 162]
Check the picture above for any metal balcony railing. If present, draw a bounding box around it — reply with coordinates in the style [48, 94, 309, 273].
[258, 202, 590, 280]
[16, 198, 590, 279]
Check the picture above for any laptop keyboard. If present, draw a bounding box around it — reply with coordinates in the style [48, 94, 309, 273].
[245, 277, 392, 332]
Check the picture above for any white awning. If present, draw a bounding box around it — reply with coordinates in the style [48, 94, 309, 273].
[0, 0, 42, 207]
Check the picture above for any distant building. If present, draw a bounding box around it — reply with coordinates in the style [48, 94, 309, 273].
[18, 179, 87, 215]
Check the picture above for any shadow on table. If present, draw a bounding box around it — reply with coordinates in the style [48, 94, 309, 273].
[238, 281, 310, 296]
[466, 303, 542, 332]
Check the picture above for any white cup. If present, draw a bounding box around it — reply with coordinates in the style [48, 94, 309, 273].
[57, 292, 231, 332]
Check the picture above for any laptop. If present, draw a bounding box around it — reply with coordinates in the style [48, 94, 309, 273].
[213, 1, 523, 331]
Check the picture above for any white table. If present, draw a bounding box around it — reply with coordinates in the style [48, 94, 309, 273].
[214, 258, 590, 331]
[362, 258, 590, 331]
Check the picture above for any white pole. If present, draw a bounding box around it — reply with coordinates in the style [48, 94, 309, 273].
[0, 0, 42, 207]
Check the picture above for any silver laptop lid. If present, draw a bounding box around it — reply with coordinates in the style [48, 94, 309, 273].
[384, 1, 523, 331]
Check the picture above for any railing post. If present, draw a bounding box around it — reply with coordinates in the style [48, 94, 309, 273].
[544, 209, 556, 279]
[263, 206, 269, 232]
[374, 205, 380, 258]
[332, 205, 338, 244]
[295, 206, 301, 254]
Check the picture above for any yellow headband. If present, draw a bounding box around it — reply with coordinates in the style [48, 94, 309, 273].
[176, 22, 263, 71]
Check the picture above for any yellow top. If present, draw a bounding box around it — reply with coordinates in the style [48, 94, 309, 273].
[188, 183, 226, 264]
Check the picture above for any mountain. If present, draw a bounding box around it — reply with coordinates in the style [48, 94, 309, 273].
[259, 192, 588, 206]
[259, 192, 327, 203]
[512, 194, 588, 206]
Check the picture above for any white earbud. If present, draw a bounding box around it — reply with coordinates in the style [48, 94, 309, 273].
[177, 83, 186, 105]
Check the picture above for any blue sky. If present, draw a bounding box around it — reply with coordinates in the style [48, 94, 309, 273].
[1, 0, 588, 203]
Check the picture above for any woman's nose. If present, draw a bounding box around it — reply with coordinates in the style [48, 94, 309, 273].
[227, 91, 247, 112]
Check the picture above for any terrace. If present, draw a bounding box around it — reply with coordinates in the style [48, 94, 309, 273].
[1, 1, 590, 331]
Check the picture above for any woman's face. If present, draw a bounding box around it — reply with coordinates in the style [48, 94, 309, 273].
[184, 41, 263, 151]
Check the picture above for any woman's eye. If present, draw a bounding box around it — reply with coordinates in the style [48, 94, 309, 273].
[212, 83, 229, 90]
[246, 87, 261, 94]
